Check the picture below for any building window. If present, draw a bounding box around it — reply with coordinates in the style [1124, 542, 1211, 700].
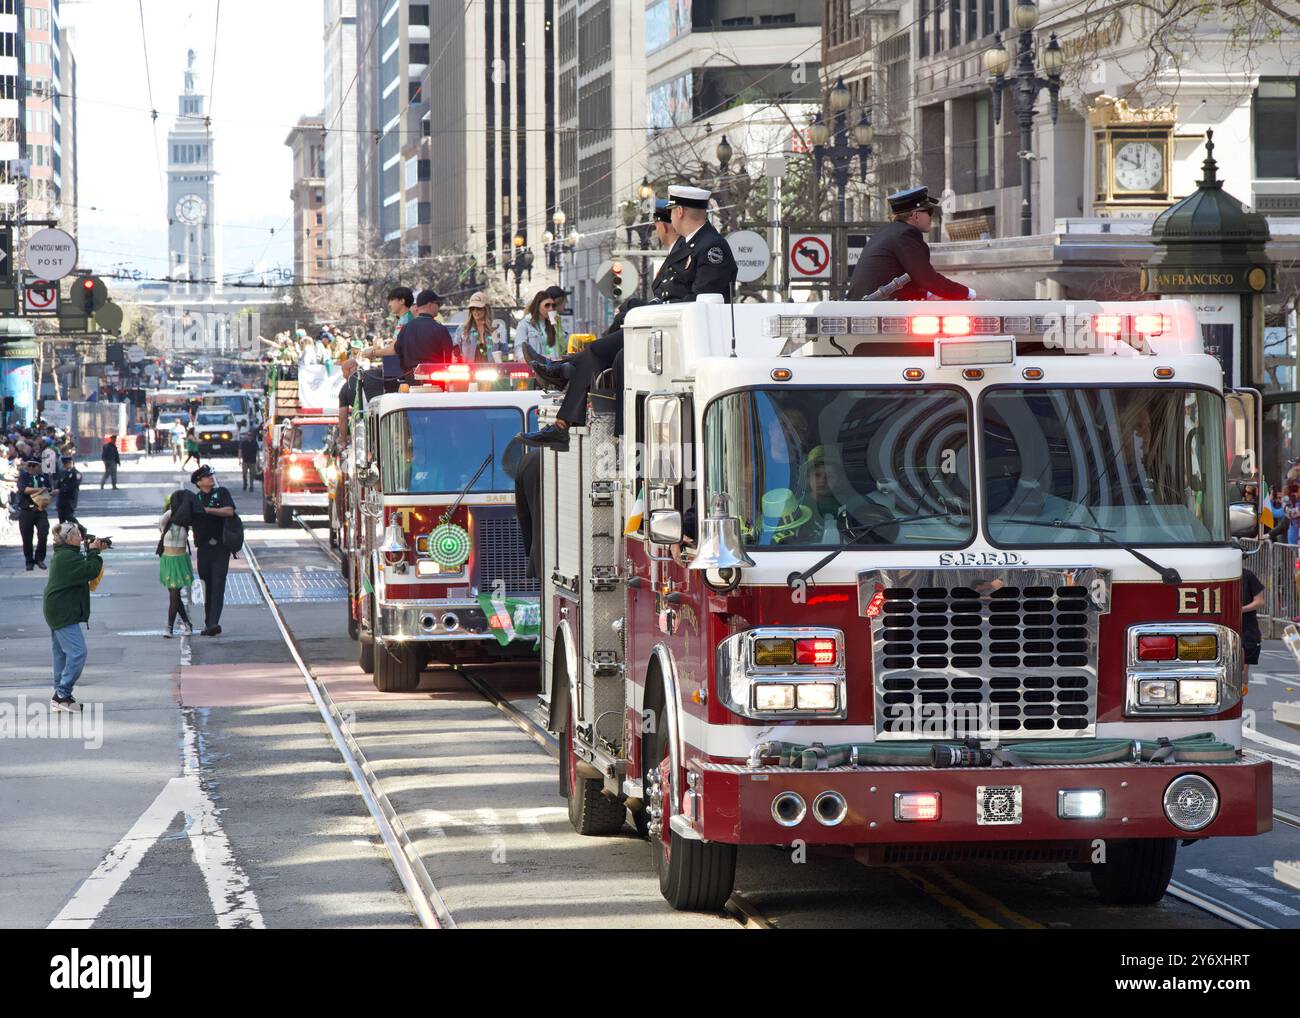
[1254, 78, 1299, 179]
[578, 1, 611, 67]
[409, 4, 429, 27]
[974, 93, 993, 190]
[316, 212, 323, 225]
[760, 14, 794, 25]
[409, 81, 422, 104]
[409, 43, 429, 64]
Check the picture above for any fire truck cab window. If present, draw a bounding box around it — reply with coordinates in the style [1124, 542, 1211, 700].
[983, 387, 1226, 544]
[291, 424, 330, 453]
[379, 407, 524, 494]
[706, 387, 974, 548]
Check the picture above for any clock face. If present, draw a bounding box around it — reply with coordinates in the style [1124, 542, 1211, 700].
[1114, 141, 1164, 192]
[175, 194, 208, 225]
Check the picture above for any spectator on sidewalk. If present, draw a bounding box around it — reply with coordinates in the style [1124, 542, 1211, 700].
[17, 455, 52, 571]
[1242, 557, 1265, 684]
[100, 435, 120, 490]
[43, 521, 107, 712]
[191, 465, 235, 636]
[238, 431, 259, 491]
[55, 454, 81, 524]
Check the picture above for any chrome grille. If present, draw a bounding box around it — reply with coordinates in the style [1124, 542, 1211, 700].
[860, 568, 1109, 740]
[475, 514, 540, 597]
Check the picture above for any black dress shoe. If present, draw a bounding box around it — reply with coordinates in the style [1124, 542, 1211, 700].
[520, 343, 571, 391]
[35, 561, 46, 570]
[520, 424, 570, 449]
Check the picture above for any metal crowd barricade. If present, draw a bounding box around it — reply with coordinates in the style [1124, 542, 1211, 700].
[1241, 537, 1300, 638]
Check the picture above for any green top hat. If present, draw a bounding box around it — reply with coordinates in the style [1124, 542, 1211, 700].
[761, 487, 813, 537]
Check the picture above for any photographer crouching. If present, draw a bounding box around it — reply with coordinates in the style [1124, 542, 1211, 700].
[43, 521, 109, 712]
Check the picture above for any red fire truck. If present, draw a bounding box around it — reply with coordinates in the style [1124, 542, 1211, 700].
[262, 378, 333, 527]
[538, 295, 1272, 911]
[344, 362, 543, 692]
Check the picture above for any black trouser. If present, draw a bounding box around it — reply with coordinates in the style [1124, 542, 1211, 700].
[100, 461, 118, 488]
[56, 499, 78, 524]
[19, 509, 49, 565]
[557, 330, 623, 427]
[241, 460, 257, 489]
[196, 541, 231, 628]
[168, 587, 192, 631]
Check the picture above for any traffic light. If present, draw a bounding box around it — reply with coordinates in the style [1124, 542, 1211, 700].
[610, 261, 623, 303]
[78, 275, 108, 315]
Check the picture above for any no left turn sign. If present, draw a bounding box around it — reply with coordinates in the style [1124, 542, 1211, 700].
[788, 233, 832, 278]
[24, 279, 59, 315]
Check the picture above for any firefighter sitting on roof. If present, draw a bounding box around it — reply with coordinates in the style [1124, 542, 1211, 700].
[847, 186, 976, 301]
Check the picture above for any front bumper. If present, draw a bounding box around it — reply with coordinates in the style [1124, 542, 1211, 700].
[279, 491, 328, 509]
[200, 439, 234, 453]
[377, 601, 496, 642]
[687, 757, 1272, 846]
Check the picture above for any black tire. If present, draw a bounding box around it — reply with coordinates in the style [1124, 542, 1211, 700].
[373, 642, 422, 692]
[262, 499, 274, 524]
[563, 697, 626, 835]
[1090, 839, 1177, 905]
[275, 504, 293, 528]
[646, 701, 736, 911]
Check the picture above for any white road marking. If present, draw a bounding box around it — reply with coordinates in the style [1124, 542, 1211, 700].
[47, 709, 263, 930]
[1242, 726, 1300, 757]
[1246, 748, 1300, 773]
[1183, 868, 1300, 916]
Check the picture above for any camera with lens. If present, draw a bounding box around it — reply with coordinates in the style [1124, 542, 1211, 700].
[82, 533, 113, 549]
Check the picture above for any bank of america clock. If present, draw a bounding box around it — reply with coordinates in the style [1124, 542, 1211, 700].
[1089, 96, 1177, 214]
[175, 194, 208, 225]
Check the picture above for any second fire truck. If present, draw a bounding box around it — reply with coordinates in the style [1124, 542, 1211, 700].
[343, 362, 544, 692]
[537, 295, 1271, 911]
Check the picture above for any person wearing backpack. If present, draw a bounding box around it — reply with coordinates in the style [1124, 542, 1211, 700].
[190, 466, 235, 636]
[158, 490, 196, 637]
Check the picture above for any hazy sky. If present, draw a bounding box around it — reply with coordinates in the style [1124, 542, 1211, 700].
[66, 0, 324, 284]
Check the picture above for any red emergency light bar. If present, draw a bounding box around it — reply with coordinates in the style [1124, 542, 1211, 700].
[408, 361, 534, 390]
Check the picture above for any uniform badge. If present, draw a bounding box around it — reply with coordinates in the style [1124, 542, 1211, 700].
[706, 247, 724, 265]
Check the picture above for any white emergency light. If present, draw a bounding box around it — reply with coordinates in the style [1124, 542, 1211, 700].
[936, 337, 1016, 366]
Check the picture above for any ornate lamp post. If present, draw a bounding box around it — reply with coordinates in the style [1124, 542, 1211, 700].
[985, 0, 1063, 237]
[544, 208, 567, 269]
[507, 231, 533, 307]
[810, 77, 873, 222]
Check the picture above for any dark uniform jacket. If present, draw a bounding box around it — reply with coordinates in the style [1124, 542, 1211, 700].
[653, 222, 738, 303]
[847, 220, 969, 301]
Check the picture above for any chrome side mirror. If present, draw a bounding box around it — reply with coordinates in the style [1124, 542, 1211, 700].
[1229, 502, 1258, 538]
[648, 509, 682, 545]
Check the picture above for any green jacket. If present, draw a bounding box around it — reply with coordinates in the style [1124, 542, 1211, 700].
[43, 544, 104, 631]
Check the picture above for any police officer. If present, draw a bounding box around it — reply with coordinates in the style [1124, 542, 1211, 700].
[520, 184, 737, 448]
[55, 454, 82, 524]
[847, 186, 974, 301]
[17, 455, 53, 570]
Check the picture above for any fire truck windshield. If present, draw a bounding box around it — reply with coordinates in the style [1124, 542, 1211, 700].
[379, 406, 524, 494]
[291, 424, 331, 453]
[705, 387, 974, 548]
[984, 387, 1227, 545]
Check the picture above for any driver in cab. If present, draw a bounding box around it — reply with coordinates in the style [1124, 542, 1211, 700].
[768, 445, 898, 546]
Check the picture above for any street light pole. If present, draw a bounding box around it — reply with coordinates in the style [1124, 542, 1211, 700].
[985, 1, 1063, 237]
[810, 77, 873, 224]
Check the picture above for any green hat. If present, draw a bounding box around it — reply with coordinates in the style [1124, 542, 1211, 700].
[761, 487, 813, 536]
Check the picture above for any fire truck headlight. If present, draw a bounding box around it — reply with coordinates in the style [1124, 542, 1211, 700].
[1138, 679, 1179, 706]
[753, 684, 796, 711]
[288, 464, 305, 481]
[1178, 680, 1219, 706]
[794, 683, 838, 711]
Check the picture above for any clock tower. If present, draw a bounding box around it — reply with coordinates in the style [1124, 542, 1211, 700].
[1088, 96, 1178, 217]
[166, 50, 219, 297]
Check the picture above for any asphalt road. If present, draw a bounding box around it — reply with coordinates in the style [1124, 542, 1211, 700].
[3, 450, 1299, 929]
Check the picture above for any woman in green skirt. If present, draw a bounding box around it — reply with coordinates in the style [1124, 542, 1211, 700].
[158, 490, 195, 636]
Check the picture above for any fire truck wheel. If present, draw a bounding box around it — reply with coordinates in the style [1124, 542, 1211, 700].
[262, 499, 275, 524]
[275, 504, 294, 528]
[1089, 838, 1177, 905]
[646, 712, 736, 911]
[563, 699, 627, 836]
[373, 643, 423, 693]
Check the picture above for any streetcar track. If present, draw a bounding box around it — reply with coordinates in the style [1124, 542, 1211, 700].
[241, 537, 454, 930]
[286, 514, 1300, 933]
